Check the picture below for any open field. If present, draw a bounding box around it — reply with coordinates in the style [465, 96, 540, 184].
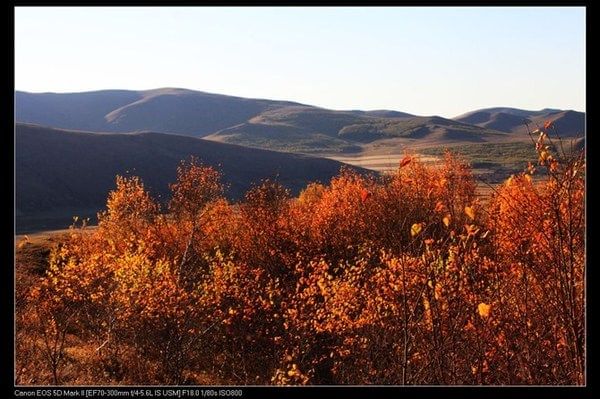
[322, 137, 566, 187]
[327, 153, 440, 173]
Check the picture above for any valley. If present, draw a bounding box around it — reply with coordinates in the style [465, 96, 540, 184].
[15, 88, 585, 233]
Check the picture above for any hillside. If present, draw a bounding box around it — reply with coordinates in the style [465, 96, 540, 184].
[16, 89, 584, 165]
[524, 110, 585, 137]
[17, 89, 512, 154]
[206, 108, 506, 153]
[16, 123, 367, 232]
[454, 107, 585, 137]
[455, 107, 560, 120]
[16, 88, 302, 136]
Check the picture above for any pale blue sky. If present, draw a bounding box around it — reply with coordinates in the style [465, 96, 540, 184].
[15, 7, 585, 117]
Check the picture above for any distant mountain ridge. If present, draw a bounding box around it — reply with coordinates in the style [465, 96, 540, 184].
[16, 88, 303, 136]
[454, 107, 584, 137]
[16, 88, 584, 154]
[454, 107, 562, 119]
[15, 90, 585, 231]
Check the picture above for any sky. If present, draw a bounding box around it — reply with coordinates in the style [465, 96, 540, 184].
[15, 7, 585, 117]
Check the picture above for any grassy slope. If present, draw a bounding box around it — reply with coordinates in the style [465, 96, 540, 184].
[207, 108, 507, 153]
[16, 123, 369, 233]
[16, 88, 302, 137]
[18, 89, 515, 154]
[455, 108, 585, 137]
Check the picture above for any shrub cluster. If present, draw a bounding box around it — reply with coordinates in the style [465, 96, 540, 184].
[17, 130, 585, 385]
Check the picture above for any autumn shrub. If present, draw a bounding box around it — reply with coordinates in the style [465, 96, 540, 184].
[19, 137, 585, 385]
[486, 126, 585, 384]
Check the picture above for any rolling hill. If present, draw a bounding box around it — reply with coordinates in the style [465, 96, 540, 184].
[16, 88, 303, 136]
[15, 89, 585, 204]
[525, 110, 586, 137]
[16, 123, 368, 233]
[205, 107, 507, 153]
[16, 90, 584, 148]
[454, 108, 584, 137]
[17, 88, 517, 154]
[15, 88, 585, 231]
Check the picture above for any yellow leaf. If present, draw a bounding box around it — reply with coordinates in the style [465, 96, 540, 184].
[422, 296, 432, 330]
[434, 283, 443, 300]
[478, 303, 491, 319]
[464, 206, 475, 220]
[411, 223, 423, 237]
[465, 224, 479, 236]
[442, 214, 451, 227]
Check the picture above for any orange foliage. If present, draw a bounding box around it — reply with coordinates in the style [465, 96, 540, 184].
[19, 145, 585, 385]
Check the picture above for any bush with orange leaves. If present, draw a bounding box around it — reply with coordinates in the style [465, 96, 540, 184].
[19, 136, 585, 385]
[486, 126, 585, 384]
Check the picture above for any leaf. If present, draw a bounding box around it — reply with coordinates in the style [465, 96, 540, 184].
[442, 214, 451, 227]
[464, 320, 476, 332]
[464, 206, 475, 220]
[465, 224, 479, 236]
[360, 189, 370, 203]
[411, 223, 423, 237]
[544, 120, 553, 130]
[399, 156, 412, 168]
[434, 201, 445, 213]
[478, 303, 491, 319]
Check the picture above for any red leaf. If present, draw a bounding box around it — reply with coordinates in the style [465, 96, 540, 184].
[360, 189, 371, 202]
[399, 156, 412, 168]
